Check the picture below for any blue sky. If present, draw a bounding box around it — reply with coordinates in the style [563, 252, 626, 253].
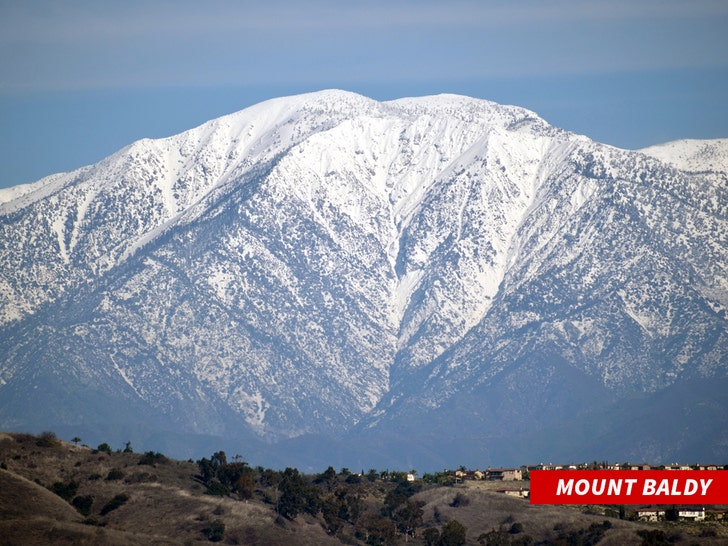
[1, 0, 727, 188]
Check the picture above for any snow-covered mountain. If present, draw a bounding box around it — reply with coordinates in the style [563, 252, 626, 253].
[1, 90, 726, 469]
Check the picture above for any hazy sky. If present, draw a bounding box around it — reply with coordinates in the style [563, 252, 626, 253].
[1, 0, 727, 188]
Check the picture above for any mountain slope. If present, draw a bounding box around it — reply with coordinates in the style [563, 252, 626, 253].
[1, 91, 726, 469]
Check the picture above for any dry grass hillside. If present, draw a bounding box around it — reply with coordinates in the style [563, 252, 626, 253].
[0, 431, 726, 545]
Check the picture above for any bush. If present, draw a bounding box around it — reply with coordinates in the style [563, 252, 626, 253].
[450, 492, 470, 507]
[202, 519, 226, 542]
[97, 442, 112, 454]
[100, 493, 129, 515]
[423, 527, 440, 546]
[138, 451, 168, 466]
[37, 431, 59, 447]
[106, 469, 125, 481]
[50, 481, 79, 501]
[509, 522, 523, 534]
[636, 529, 670, 545]
[72, 495, 94, 516]
[440, 519, 467, 546]
[205, 480, 230, 496]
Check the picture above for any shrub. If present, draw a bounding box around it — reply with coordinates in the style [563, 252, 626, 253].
[509, 522, 523, 534]
[202, 519, 226, 542]
[450, 492, 470, 507]
[138, 451, 168, 466]
[97, 442, 112, 454]
[72, 495, 94, 516]
[100, 493, 129, 515]
[37, 431, 59, 447]
[50, 481, 79, 501]
[423, 527, 440, 546]
[440, 519, 467, 546]
[205, 480, 230, 496]
[106, 469, 125, 481]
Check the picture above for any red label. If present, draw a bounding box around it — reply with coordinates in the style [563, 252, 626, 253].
[529, 470, 728, 504]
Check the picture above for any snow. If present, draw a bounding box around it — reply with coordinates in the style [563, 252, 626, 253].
[1, 89, 726, 448]
[639, 138, 728, 173]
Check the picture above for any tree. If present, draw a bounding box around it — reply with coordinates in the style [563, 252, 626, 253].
[138, 451, 168, 466]
[423, 527, 440, 546]
[477, 528, 510, 546]
[71, 436, 82, 445]
[235, 471, 255, 500]
[359, 515, 397, 546]
[278, 467, 321, 520]
[321, 494, 345, 535]
[393, 500, 424, 539]
[211, 451, 227, 468]
[123, 441, 133, 453]
[440, 519, 467, 546]
[316, 466, 338, 490]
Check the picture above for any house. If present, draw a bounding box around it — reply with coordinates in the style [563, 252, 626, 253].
[637, 509, 664, 522]
[637, 507, 706, 522]
[486, 468, 523, 481]
[678, 508, 705, 521]
[497, 488, 529, 498]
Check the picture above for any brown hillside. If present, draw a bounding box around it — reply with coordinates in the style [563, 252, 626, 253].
[1, 431, 726, 545]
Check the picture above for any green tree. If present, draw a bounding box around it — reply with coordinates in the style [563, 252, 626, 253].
[440, 519, 467, 546]
[359, 515, 396, 546]
[211, 451, 227, 468]
[477, 528, 510, 546]
[423, 527, 440, 546]
[138, 451, 168, 466]
[278, 467, 321, 519]
[321, 494, 345, 535]
[316, 466, 338, 490]
[393, 499, 424, 539]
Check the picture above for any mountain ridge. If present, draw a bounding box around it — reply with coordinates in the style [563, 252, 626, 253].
[1, 90, 726, 469]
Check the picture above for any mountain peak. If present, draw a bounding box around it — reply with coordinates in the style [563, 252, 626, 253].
[1, 91, 726, 469]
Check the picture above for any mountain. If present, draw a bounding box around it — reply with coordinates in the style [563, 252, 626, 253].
[1, 90, 726, 471]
